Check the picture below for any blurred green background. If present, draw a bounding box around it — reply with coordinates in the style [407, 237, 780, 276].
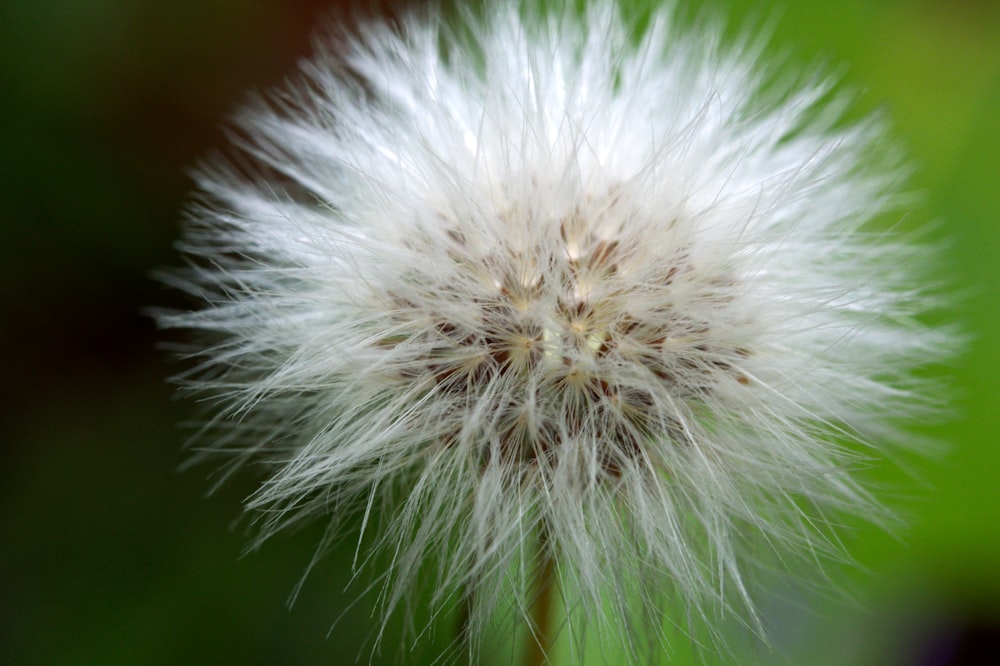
[1, 0, 998, 664]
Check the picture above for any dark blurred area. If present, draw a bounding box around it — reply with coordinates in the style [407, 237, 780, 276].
[0, 2, 433, 664]
[0, 0, 405, 417]
[1, 1, 999, 665]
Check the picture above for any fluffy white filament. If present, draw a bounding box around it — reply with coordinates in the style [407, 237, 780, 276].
[162, 1, 952, 661]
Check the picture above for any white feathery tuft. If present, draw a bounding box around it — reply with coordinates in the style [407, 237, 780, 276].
[161, 1, 955, 661]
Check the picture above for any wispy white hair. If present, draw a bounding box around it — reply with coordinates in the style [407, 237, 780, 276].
[160, 1, 953, 661]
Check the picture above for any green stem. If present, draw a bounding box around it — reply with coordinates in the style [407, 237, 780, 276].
[523, 531, 556, 666]
[456, 584, 474, 664]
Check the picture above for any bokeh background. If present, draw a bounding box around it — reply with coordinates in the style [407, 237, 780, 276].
[2, 0, 998, 664]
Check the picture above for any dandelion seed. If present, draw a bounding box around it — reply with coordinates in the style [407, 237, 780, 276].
[161, 2, 954, 663]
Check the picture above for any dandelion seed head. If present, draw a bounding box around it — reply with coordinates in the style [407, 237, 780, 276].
[161, 1, 955, 660]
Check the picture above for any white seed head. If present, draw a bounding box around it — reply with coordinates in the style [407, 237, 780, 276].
[161, 1, 954, 660]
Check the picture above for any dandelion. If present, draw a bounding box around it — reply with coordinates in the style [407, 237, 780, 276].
[161, 1, 952, 663]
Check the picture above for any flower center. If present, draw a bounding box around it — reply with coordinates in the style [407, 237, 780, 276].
[378, 200, 750, 476]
